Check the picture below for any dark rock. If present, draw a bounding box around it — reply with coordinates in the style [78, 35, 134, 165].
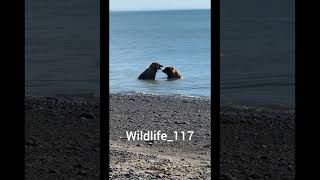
[260, 155, 269, 160]
[203, 144, 211, 148]
[249, 173, 260, 179]
[221, 173, 236, 180]
[77, 170, 87, 176]
[80, 113, 95, 119]
[74, 164, 82, 169]
[174, 121, 189, 125]
[48, 170, 59, 174]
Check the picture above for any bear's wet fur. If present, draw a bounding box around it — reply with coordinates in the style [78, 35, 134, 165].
[162, 66, 182, 79]
[138, 62, 163, 80]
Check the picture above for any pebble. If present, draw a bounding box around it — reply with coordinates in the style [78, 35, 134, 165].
[80, 112, 95, 119]
[48, 170, 59, 174]
[77, 170, 87, 176]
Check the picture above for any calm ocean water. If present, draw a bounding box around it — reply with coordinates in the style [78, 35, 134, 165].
[25, 0, 99, 96]
[221, 0, 295, 107]
[110, 10, 211, 97]
[26, 0, 294, 106]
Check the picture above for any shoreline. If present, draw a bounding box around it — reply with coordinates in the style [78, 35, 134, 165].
[110, 92, 294, 110]
[25, 92, 294, 110]
[25, 94, 294, 179]
[109, 91, 211, 100]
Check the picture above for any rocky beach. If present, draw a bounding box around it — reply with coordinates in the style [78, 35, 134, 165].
[220, 104, 295, 180]
[109, 94, 211, 179]
[25, 94, 294, 179]
[25, 96, 100, 179]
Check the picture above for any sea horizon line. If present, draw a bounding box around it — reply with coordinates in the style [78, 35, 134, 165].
[110, 8, 210, 13]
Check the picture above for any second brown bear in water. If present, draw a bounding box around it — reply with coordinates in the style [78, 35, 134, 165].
[162, 66, 182, 79]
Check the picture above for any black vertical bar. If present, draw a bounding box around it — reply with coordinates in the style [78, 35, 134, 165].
[100, 0, 109, 179]
[295, 0, 313, 179]
[212, 0, 220, 179]
[2, 0, 24, 179]
[295, 0, 299, 179]
[23, 0, 26, 178]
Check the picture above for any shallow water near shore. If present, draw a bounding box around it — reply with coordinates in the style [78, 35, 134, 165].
[25, 0, 99, 97]
[221, 0, 295, 107]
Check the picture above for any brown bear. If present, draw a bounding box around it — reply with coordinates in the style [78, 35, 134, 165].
[162, 66, 182, 79]
[138, 62, 163, 80]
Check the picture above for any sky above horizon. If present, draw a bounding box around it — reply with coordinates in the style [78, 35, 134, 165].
[110, 0, 211, 11]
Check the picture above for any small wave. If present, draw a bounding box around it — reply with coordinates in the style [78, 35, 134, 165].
[109, 90, 210, 100]
[221, 99, 295, 111]
[221, 82, 295, 90]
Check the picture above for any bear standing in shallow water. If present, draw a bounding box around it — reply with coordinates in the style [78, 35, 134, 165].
[162, 66, 182, 79]
[138, 62, 163, 80]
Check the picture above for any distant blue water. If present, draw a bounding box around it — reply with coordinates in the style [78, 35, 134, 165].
[110, 10, 211, 97]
